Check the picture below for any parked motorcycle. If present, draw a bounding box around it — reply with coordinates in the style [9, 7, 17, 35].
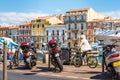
[47, 39, 63, 72]
[21, 42, 37, 69]
[102, 39, 120, 80]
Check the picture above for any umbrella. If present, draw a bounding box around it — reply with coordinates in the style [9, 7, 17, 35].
[0, 37, 18, 48]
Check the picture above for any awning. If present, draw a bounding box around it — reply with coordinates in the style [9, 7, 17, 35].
[0, 37, 18, 48]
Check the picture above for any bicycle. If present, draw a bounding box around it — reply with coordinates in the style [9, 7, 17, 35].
[72, 48, 98, 68]
[8, 49, 22, 69]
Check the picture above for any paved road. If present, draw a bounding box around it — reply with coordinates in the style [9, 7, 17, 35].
[0, 61, 112, 80]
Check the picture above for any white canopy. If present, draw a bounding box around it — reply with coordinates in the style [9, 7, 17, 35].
[96, 30, 120, 40]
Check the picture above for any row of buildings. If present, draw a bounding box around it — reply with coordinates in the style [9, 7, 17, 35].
[0, 8, 120, 49]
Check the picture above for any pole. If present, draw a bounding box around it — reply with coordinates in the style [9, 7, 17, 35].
[102, 54, 105, 73]
[48, 52, 50, 70]
[3, 41, 7, 80]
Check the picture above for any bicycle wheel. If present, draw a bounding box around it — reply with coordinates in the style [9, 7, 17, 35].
[87, 56, 98, 68]
[72, 54, 82, 67]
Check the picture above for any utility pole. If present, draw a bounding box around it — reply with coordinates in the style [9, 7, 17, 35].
[3, 41, 7, 80]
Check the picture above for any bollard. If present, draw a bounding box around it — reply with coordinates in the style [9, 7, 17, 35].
[3, 41, 7, 80]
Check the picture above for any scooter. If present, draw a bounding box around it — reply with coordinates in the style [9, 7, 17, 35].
[23, 49, 37, 69]
[102, 39, 120, 80]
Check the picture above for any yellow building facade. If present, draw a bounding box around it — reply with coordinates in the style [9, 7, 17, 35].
[31, 19, 46, 49]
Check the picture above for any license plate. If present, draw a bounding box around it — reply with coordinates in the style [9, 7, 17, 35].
[113, 61, 120, 67]
[55, 53, 59, 57]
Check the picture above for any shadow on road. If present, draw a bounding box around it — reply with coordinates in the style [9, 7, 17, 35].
[73, 71, 112, 80]
[23, 72, 37, 75]
[31, 66, 51, 72]
[90, 72, 112, 80]
[74, 71, 100, 74]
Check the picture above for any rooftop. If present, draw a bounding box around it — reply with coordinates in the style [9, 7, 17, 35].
[66, 8, 91, 12]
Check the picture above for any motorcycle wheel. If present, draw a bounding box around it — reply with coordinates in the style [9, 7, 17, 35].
[27, 57, 32, 69]
[87, 56, 98, 68]
[56, 57, 63, 72]
[72, 54, 82, 67]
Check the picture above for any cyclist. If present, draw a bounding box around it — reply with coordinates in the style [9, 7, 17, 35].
[77, 35, 92, 63]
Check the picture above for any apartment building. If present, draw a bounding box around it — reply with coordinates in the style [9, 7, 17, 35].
[0, 26, 9, 37]
[8, 26, 19, 42]
[19, 22, 31, 43]
[46, 25, 66, 43]
[64, 8, 109, 47]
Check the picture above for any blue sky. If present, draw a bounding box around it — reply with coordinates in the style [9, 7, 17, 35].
[0, 0, 120, 26]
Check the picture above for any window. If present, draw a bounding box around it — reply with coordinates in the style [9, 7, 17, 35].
[62, 30, 65, 35]
[68, 33, 71, 38]
[42, 37, 44, 42]
[65, 16, 69, 22]
[52, 30, 54, 35]
[46, 30, 48, 36]
[75, 24, 77, 29]
[33, 24, 35, 28]
[81, 24, 84, 30]
[68, 24, 71, 30]
[57, 30, 59, 35]
[75, 33, 77, 39]
[42, 24, 44, 28]
[81, 15, 85, 21]
[37, 24, 39, 28]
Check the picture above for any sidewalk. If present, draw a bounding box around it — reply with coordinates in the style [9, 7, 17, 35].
[0, 60, 102, 71]
[36, 61, 102, 72]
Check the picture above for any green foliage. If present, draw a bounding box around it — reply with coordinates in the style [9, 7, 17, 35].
[45, 21, 51, 25]
[57, 23, 62, 25]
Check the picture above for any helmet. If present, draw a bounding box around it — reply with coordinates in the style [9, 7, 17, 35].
[20, 42, 30, 50]
[21, 42, 29, 46]
[48, 39, 57, 48]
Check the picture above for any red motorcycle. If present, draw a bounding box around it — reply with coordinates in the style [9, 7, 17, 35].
[48, 39, 63, 72]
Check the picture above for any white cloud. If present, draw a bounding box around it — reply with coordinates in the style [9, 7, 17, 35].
[0, 12, 49, 26]
[55, 8, 62, 13]
[102, 10, 120, 19]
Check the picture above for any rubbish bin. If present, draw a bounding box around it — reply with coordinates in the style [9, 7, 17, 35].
[61, 47, 70, 64]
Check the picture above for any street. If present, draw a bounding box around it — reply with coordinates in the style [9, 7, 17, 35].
[0, 62, 112, 80]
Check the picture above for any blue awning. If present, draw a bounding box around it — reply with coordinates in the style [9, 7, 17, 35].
[0, 37, 18, 48]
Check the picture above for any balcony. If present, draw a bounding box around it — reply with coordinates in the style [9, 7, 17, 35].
[71, 28, 79, 32]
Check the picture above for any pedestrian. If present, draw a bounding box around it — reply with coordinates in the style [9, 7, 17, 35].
[77, 35, 92, 63]
[0, 48, 3, 61]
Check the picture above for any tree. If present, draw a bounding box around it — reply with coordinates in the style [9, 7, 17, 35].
[45, 21, 51, 25]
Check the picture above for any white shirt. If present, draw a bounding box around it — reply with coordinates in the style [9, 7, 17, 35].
[78, 38, 92, 52]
